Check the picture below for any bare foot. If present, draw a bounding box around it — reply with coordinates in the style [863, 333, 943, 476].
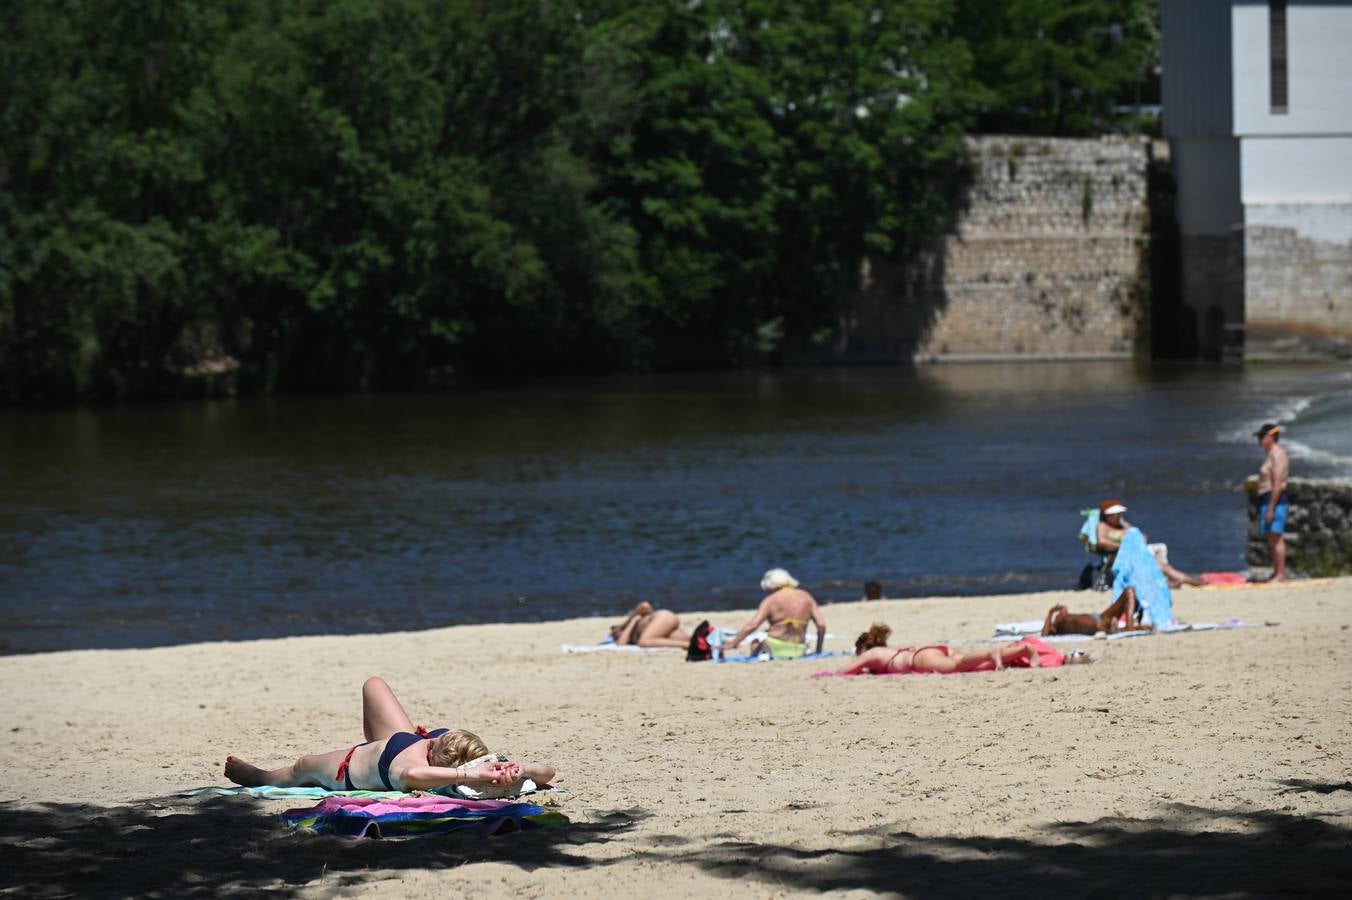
[224, 755, 268, 787]
[991, 648, 1004, 671]
[1026, 645, 1041, 668]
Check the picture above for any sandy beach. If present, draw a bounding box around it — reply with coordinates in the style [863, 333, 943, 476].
[3, 578, 1351, 897]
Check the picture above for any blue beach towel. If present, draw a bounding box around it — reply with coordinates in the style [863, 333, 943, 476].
[1111, 527, 1174, 627]
[1079, 509, 1101, 550]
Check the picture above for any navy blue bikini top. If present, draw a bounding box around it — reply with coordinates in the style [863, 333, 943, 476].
[377, 728, 449, 791]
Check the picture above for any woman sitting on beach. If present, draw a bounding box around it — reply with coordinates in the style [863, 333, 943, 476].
[225, 676, 556, 794]
[1041, 586, 1152, 636]
[828, 624, 1060, 675]
[610, 601, 693, 648]
[721, 568, 827, 659]
[1096, 500, 1203, 588]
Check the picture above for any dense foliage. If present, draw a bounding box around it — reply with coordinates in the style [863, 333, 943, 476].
[0, 0, 1159, 402]
[956, 0, 1159, 135]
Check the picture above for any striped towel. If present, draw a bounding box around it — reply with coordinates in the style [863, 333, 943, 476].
[280, 794, 567, 838]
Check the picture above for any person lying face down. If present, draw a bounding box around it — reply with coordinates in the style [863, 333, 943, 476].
[830, 623, 1046, 675]
[721, 568, 827, 658]
[224, 676, 556, 795]
[1041, 587, 1153, 637]
[610, 601, 693, 649]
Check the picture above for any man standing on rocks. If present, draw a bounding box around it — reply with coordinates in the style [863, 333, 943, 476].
[1255, 423, 1290, 582]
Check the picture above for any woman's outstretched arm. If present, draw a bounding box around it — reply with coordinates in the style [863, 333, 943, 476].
[721, 602, 769, 650]
[402, 761, 522, 790]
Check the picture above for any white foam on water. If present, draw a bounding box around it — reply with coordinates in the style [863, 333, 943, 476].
[1283, 438, 1352, 471]
[1217, 394, 1315, 445]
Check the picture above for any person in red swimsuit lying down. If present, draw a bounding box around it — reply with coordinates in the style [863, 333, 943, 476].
[224, 676, 555, 794]
[829, 624, 1056, 675]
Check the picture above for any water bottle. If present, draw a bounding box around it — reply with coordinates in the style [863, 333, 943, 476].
[710, 627, 724, 662]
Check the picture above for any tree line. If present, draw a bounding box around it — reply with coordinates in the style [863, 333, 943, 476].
[0, 0, 1158, 403]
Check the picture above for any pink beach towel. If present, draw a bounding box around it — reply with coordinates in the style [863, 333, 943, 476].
[281, 794, 566, 838]
[1200, 572, 1248, 587]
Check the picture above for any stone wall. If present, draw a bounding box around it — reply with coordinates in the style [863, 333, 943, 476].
[918, 135, 1149, 359]
[1243, 222, 1352, 359]
[821, 135, 1152, 362]
[1246, 476, 1352, 576]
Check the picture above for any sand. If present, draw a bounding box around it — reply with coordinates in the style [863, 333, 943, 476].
[3, 578, 1351, 897]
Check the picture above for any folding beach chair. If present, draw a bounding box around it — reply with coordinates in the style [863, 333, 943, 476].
[1077, 508, 1113, 591]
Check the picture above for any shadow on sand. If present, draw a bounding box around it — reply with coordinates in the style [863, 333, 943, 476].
[0, 793, 644, 897]
[653, 801, 1352, 897]
[6, 788, 1350, 896]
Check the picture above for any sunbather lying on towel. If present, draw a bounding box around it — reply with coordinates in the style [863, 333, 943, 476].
[610, 601, 694, 649]
[829, 624, 1048, 675]
[1041, 588, 1152, 636]
[225, 676, 556, 793]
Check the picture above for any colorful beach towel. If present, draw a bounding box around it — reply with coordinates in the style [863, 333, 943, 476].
[280, 795, 567, 839]
[812, 637, 1063, 677]
[185, 782, 559, 802]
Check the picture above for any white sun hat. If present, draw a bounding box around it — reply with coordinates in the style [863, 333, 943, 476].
[761, 568, 800, 592]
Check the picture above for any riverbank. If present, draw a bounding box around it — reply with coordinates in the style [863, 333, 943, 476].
[3, 578, 1350, 896]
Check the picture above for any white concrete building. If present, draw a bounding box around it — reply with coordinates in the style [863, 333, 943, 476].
[1162, 0, 1352, 358]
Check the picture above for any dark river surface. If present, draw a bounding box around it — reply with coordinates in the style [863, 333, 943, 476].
[3, 360, 1350, 655]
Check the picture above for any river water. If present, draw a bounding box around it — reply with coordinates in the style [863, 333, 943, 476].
[3, 360, 1349, 655]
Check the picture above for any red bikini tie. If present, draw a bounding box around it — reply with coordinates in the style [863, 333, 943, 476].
[335, 744, 359, 781]
[414, 726, 430, 737]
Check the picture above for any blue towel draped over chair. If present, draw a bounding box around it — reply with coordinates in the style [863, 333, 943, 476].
[1111, 527, 1174, 626]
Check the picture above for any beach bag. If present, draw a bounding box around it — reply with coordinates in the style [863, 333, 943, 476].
[686, 621, 713, 662]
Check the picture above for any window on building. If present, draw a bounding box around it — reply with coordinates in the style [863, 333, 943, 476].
[1270, 0, 1288, 113]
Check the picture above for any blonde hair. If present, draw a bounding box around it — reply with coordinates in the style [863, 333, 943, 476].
[429, 729, 489, 768]
[855, 623, 891, 655]
[761, 568, 799, 592]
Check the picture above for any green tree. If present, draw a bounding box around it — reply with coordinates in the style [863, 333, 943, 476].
[1, 0, 228, 400]
[955, 0, 1159, 135]
[595, 1, 979, 360]
[2, 0, 989, 401]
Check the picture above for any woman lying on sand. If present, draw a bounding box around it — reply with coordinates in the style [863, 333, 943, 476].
[610, 601, 692, 648]
[828, 624, 1057, 675]
[1042, 587, 1152, 636]
[225, 677, 555, 793]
